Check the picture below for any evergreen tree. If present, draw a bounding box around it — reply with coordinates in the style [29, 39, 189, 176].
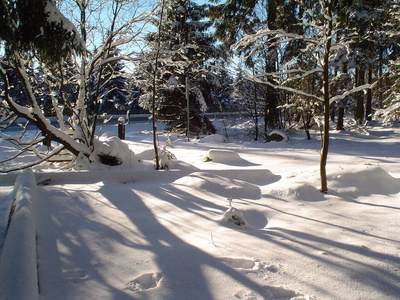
[87, 48, 131, 114]
[346, 0, 397, 122]
[231, 68, 265, 141]
[137, 0, 221, 136]
[210, 0, 282, 132]
[374, 1, 400, 123]
[0, 0, 84, 64]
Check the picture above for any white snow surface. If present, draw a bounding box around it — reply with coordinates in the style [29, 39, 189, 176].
[1, 120, 400, 300]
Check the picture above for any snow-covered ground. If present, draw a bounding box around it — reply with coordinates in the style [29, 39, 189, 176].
[0, 119, 400, 300]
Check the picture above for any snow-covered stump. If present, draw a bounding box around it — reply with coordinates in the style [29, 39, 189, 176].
[0, 169, 39, 300]
[265, 130, 288, 142]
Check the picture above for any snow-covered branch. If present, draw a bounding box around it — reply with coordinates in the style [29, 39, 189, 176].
[330, 83, 375, 105]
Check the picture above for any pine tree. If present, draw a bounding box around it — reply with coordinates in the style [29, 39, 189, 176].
[210, 0, 282, 132]
[346, 0, 396, 123]
[374, 1, 400, 123]
[87, 47, 131, 114]
[0, 0, 84, 64]
[136, 0, 221, 136]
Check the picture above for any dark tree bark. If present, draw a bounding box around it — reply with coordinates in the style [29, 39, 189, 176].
[320, 3, 333, 194]
[354, 67, 365, 123]
[365, 66, 373, 121]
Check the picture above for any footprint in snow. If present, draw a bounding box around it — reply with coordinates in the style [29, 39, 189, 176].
[222, 257, 281, 274]
[234, 286, 310, 300]
[221, 257, 261, 271]
[125, 272, 162, 292]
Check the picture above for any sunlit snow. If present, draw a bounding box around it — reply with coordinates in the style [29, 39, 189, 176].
[0, 119, 399, 300]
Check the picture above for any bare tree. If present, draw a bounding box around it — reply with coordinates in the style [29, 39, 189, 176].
[0, 0, 149, 172]
[233, 0, 372, 193]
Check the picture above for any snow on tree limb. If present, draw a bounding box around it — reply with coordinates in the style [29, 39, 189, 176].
[44, 1, 85, 53]
[0, 145, 65, 173]
[330, 83, 375, 105]
[241, 69, 324, 103]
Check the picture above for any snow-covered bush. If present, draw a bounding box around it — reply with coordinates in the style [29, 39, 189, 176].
[75, 137, 140, 170]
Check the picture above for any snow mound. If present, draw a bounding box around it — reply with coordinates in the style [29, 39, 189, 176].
[330, 166, 400, 197]
[173, 172, 261, 200]
[221, 206, 248, 227]
[285, 183, 325, 201]
[211, 169, 281, 186]
[204, 149, 255, 166]
[205, 149, 241, 162]
[241, 209, 269, 229]
[221, 207, 268, 229]
[267, 181, 325, 202]
[220, 203, 268, 229]
[136, 148, 155, 160]
[199, 134, 228, 143]
[76, 136, 141, 170]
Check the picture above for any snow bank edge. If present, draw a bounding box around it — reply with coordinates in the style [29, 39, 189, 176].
[0, 169, 38, 300]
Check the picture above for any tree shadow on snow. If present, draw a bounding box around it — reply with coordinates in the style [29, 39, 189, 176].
[235, 203, 400, 298]
[36, 187, 147, 300]
[98, 182, 270, 299]
[261, 227, 400, 298]
[35, 166, 284, 299]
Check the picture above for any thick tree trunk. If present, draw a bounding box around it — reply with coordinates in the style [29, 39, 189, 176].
[264, 0, 279, 132]
[264, 85, 278, 131]
[336, 107, 344, 130]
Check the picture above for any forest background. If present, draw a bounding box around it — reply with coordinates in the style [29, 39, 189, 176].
[1, 0, 400, 192]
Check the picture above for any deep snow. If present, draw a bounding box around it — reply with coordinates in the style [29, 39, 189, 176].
[0, 119, 400, 300]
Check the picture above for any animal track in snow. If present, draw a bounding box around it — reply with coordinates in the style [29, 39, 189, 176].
[125, 272, 162, 292]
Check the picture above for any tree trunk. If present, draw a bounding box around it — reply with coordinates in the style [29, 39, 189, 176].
[151, 0, 167, 170]
[336, 62, 347, 131]
[330, 103, 335, 122]
[336, 107, 344, 130]
[354, 67, 365, 123]
[264, 86, 278, 131]
[378, 46, 383, 109]
[365, 66, 373, 121]
[186, 76, 190, 140]
[320, 4, 333, 194]
[253, 83, 259, 141]
[264, 0, 279, 132]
